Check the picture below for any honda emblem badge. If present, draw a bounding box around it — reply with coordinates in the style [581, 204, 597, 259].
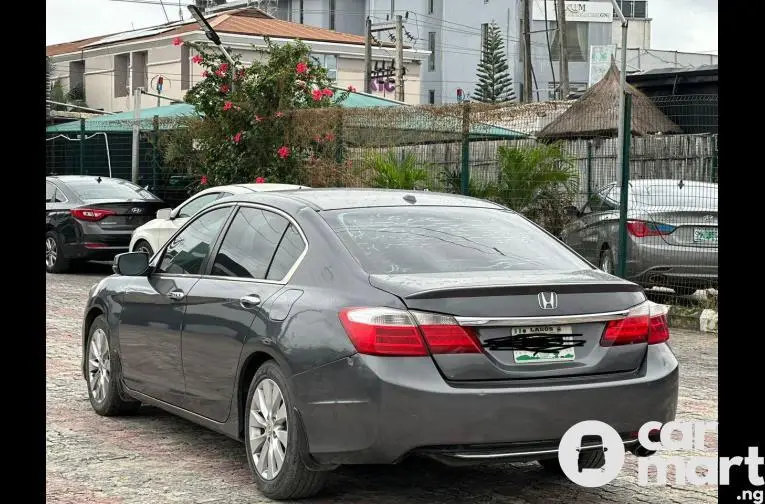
[538, 292, 558, 310]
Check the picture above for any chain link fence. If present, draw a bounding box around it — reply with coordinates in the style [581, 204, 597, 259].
[45, 93, 717, 308]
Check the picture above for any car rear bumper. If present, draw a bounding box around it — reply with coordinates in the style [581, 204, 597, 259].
[626, 240, 717, 288]
[292, 343, 679, 465]
[63, 233, 131, 261]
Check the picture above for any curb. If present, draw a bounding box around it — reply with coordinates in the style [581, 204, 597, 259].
[654, 303, 718, 333]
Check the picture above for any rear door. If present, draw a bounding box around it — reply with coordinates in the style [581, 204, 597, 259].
[180, 205, 304, 421]
[324, 205, 647, 383]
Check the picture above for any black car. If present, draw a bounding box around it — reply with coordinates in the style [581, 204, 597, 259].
[46, 175, 165, 273]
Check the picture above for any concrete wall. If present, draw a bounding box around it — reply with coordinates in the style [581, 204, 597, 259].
[613, 18, 651, 49]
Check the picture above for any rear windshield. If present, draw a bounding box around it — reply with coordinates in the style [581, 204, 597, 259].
[66, 178, 160, 202]
[323, 207, 590, 275]
[633, 184, 718, 209]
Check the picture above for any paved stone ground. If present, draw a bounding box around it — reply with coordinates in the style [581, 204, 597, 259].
[47, 265, 718, 504]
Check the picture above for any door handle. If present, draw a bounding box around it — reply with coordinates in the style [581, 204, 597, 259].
[167, 290, 185, 301]
[240, 295, 261, 309]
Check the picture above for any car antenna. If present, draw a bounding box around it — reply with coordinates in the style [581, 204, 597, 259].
[96, 176, 102, 184]
[677, 179, 684, 189]
[403, 194, 417, 204]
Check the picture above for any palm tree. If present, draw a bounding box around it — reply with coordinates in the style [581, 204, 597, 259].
[495, 142, 579, 235]
[439, 167, 498, 201]
[360, 151, 431, 190]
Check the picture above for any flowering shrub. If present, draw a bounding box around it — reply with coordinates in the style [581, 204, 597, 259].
[168, 37, 349, 186]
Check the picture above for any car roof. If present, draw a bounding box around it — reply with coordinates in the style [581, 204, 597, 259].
[630, 179, 718, 189]
[198, 183, 308, 195]
[47, 175, 127, 183]
[231, 188, 505, 211]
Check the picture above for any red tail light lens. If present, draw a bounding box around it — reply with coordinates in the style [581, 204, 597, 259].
[626, 220, 676, 238]
[601, 302, 670, 346]
[338, 308, 480, 357]
[339, 308, 428, 356]
[71, 208, 116, 222]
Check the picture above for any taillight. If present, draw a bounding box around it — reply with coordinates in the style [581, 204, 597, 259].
[626, 220, 676, 238]
[338, 307, 480, 357]
[600, 302, 670, 346]
[71, 208, 116, 222]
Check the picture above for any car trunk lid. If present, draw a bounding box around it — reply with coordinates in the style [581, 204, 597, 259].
[639, 207, 718, 248]
[72, 200, 165, 231]
[369, 270, 648, 382]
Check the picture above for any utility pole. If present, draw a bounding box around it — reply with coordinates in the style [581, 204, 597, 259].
[395, 14, 404, 103]
[556, 0, 569, 99]
[131, 87, 142, 184]
[522, 0, 533, 102]
[365, 17, 372, 93]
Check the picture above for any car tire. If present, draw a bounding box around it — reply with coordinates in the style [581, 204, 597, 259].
[244, 361, 329, 500]
[86, 315, 142, 416]
[133, 239, 154, 257]
[599, 246, 615, 275]
[539, 450, 607, 474]
[45, 231, 70, 274]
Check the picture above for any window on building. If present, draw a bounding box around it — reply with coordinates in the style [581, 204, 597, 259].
[428, 32, 436, 71]
[114, 54, 129, 98]
[428, 90, 435, 104]
[299, 0, 304, 23]
[329, 0, 336, 30]
[68, 61, 85, 97]
[615, 1, 647, 19]
[480, 23, 489, 60]
[550, 21, 588, 62]
[428, 0, 434, 14]
[315, 54, 337, 81]
[181, 45, 190, 90]
[131, 51, 148, 92]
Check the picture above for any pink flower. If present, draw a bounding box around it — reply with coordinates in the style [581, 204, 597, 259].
[254, 115, 263, 122]
[172, 37, 183, 46]
[200, 175, 208, 185]
[223, 101, 233, 111]
[296, 62, 309, 74]
[192, 54, 203, 64]
[220, 84, 230, 94]
[232, 131, 243, 144]
[202, 70, 211, 78]
[219, 63, 229, 73]
[314, 135, 323, 143]
[347, 85, 357, 92]
[277, 146, 290, 159]
[275, 111, 284, 118]
[324, 132, 335, 142]
[322, 88, 334, 97]
[255, 177, 266, 183]
[311, 89, 323, 101]
[236, 69, 246, 80]
[215, 69, 225, 77]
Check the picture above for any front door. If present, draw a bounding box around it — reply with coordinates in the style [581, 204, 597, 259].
[181, 205, 306, 422]
[119, 205, 233, 405]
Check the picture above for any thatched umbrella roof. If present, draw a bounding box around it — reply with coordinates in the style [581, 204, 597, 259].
[537, 61, 681, 140]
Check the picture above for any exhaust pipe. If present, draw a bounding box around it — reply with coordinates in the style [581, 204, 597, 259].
[629, 429, 661, 457]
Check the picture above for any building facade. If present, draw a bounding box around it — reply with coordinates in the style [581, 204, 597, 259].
[46, 7, 426, 113]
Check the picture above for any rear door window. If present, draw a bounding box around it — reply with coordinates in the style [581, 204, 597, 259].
[211, 207, 289, 279]
[323, 207, 589, 275]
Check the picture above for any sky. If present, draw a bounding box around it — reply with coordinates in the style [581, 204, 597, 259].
[46, 0, 718, 54]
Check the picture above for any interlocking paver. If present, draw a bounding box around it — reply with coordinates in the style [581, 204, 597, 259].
[46, 266, 718, 503]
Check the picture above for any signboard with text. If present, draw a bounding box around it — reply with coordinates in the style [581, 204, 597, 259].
[532, 1, 614, 23]
[589, 44, 617, 86]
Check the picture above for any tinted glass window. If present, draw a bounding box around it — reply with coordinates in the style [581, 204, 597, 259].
[158, 207, 230, 275]
[65, 178, 159, 202]
[324, 207, 589, 274]
[177, 193, 221, 218]
[267, 225, 306, 280]
[46, 182, 55, 202]
[211, 208, 289, 279]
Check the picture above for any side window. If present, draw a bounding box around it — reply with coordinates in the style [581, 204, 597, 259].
[602, 186, 620, 210]
[267, 225, 307, 281]
[46, 182, 55, 203]
[176, 192, 221, 218]
[211, 207, 289, 279]
[158, 207, 231, 275]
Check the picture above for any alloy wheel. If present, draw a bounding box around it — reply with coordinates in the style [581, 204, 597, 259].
[46, 237, 58, 268]
[249, 378, 288, 480]
[88, 328, 111, 403]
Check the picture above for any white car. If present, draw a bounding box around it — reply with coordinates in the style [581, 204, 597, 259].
[129, 183, 308, 256]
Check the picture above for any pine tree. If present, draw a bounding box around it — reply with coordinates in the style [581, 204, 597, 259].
[473, 22, 516, 103]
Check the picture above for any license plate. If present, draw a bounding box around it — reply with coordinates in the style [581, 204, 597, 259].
[511, 325, 575, 363]
[693, 227, 718, 243]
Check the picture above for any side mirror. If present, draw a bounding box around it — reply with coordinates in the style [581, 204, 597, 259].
[156, 208, 172, 219]
[564, 205, 580, 218]
[113, 252, 149, 276]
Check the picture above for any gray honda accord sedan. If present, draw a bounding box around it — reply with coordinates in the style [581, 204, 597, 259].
[81, 188, 679, 500]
